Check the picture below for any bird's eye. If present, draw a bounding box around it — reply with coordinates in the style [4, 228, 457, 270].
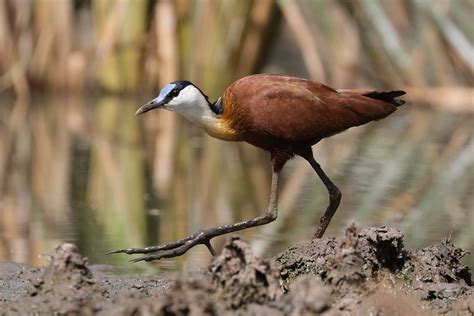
[171, 89, 179, 97]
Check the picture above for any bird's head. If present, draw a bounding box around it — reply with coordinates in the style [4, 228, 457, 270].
[136, 80, 218, 122]
[135, 80, 239, 141]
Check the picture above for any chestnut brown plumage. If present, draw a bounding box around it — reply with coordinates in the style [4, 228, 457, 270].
[108, 74, 406, 262]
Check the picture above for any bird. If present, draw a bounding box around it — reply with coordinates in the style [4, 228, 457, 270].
[108, 74, 406, 262]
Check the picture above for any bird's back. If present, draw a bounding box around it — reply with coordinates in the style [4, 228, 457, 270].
[220, 74, 405, 152]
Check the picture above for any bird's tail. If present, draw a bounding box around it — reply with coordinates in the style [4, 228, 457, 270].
[361, 90, 406, 107]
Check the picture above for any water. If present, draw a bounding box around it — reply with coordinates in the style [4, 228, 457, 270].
[1, 95, 473, 271]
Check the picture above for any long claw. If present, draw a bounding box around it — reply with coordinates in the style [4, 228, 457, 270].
[204, 241, 216, 256]
[109, 230, 215, 263]
[129, 257, 149, 263]
[106, 235, 195, 256]
[130, 255, 161, 263]
[129, 245, 192, 263]
[106, 249, 128, 255]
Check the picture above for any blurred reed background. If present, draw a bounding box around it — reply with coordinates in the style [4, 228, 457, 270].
[0, 0, 473, 271]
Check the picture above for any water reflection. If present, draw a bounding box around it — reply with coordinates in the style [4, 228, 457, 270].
[0, 95, 473, 270]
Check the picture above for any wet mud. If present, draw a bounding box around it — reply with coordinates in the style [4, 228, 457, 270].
[0, 226, 472, 315]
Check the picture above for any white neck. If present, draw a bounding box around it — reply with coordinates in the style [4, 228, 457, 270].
[165, 85, 219, 129]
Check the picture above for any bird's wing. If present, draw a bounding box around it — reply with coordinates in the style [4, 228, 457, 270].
[224, 76, 400, 141]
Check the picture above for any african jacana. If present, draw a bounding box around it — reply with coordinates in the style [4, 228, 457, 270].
[108, 74, 406, 262]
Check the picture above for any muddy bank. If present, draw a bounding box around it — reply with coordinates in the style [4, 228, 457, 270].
[0, 226, 472, 315]
[277, 226, 472, 314]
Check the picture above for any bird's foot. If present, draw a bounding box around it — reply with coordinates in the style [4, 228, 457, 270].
[106, 229, 217, 263]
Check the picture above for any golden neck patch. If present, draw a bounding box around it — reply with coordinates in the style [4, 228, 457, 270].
[204, 119, 242, 141]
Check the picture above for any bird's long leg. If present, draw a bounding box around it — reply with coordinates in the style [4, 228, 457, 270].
[107, 171, 280, 262]
[301, 150, 342, 238]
